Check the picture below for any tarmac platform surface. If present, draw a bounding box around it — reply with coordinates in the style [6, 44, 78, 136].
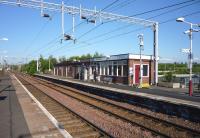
[0, 71, 65, 138]
[0, 72, 30, 138]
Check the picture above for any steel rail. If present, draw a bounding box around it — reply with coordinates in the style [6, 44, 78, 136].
[16, 73, 112, 138]
[28, 75, 184, 137]
[33, 74, 200, 137]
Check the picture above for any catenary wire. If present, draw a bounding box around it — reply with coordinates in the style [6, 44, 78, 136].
[29, 0, 198, 58]
[24, 11, 60, 57]
[29, 0, 123, 57]
[82, 0, 200, 43]
[128, 0, 197, 17]
[74, 0, 198, 44]
[48, 10, 200, 56]
[100, 0, 120, 11]
[107, 0, 137, 12]
[29, 0, 192, 57]
[28, 0, 123, 57]
[86, 11, 200, 46]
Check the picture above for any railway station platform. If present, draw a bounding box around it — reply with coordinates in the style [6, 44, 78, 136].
[0, 71, 65, 138]
[36, 74, 200, 122]
[37, 74, 200, 106]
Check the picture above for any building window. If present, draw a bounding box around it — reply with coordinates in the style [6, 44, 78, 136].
[143, 65, 148, 77]
[105, 67, 108, 75]
[101, 66, 104, 75]
[69, 66, 72, 71]
[113, 65, 117, 76]
[123, 65, 128, 76]
[122, 60, 127, 65]
[92, 66, 95, 74]
[118, 65, 121, 76]
[109, 65, 112, 75]
[97, 65, 100, 75]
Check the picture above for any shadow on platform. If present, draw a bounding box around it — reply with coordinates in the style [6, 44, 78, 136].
[17, 127, 59, 138]
[0, 96, 7, 100]
[0, 85, 15, 93]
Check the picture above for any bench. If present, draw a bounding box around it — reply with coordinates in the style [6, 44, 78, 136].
[103, 77, 113, 84]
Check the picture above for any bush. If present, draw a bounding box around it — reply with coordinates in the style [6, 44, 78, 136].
[164, 72, 175, 82]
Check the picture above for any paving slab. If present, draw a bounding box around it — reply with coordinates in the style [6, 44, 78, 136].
[0, 71, 65, 138]
[10, 73, 65, 138]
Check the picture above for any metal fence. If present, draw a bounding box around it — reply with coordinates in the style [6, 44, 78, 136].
[159, 74, 200, 90]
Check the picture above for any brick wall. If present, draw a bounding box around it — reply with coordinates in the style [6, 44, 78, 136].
[128, 59, 154, 85]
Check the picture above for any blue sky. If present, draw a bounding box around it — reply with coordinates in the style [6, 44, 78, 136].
[0, 0, 200, 64]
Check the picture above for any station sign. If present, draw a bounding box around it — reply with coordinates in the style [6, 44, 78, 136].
[181, 48, 190, 53]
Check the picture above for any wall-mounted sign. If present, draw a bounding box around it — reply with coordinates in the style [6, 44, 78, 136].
[129, 67, 133, 74]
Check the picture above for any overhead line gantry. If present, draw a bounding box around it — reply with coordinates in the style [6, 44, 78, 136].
[0, 0, 159, 85]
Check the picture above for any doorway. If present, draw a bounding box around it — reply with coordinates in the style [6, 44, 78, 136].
[134, 65, 140, 84]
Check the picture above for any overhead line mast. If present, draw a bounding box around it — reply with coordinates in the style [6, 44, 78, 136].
[1, 0, 155, 26]
[0, 0, 159, 85]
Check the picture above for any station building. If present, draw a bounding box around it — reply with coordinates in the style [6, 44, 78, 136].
[53, 53, 154, 86]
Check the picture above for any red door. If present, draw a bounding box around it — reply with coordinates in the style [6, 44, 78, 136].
[135, 65, 140, 84]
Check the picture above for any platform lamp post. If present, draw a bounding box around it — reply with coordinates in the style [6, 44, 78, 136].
[0, 37, 8, 67]
[37, 57, 40, 72]
[176, 17, 200, 96]
[0, 50, 7, 71]
[49, 57, 51, 72]
[138, 34, 144, 88]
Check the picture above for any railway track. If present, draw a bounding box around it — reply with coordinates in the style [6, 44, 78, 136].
[16, 74, 111, 138]
[17, 73, 200, 138]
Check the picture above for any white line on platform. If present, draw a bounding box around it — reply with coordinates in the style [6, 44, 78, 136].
[12, 74, 73, 138]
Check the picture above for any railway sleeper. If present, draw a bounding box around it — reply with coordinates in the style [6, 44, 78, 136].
[63, 123, 87, 129]
[41, 102, 60, 106]
[53, 115, 72, 120]
[50, 109, 68, 113]
[63, 119, 82, 125]
[46, 108, 66, 112]
[40, 99, 58, 103]
[72, 131, 102, 138]
[57, 118, 78, 124]
[53, 115, 73, 121]
[69, 128, 97, 136]
[51, 112, 70, 117]
[44, 105, 62, 109]
[67, 127, 94, 134]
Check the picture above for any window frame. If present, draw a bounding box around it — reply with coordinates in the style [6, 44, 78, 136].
[142, 64, 149, 77]
[117, 65, 122, 76]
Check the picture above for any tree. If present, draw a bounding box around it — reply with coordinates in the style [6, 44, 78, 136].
[39, 55, 48, 73]
[67, 52, 104, 61]
[86, 53, 92, 59]
[19, 55, 58, 74]
[21, 60, 37, 75]
[93, 51, 103, 58]
[59, 56, 66, 62]
[68, 56, 80, 61]
[49, 55, 57, 70]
